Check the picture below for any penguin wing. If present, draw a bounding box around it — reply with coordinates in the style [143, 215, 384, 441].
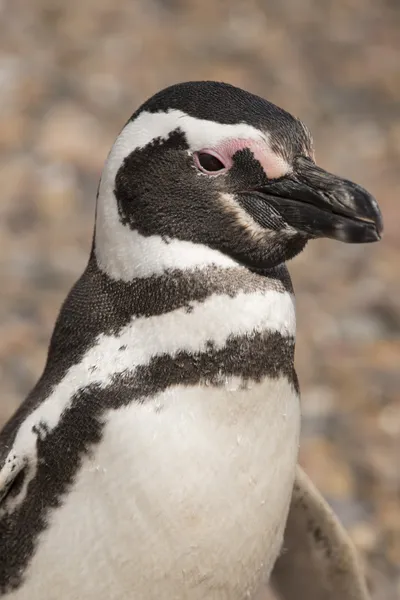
[0, 413, 33, 510]
[269, 464, 371, 600]
[0, 449, 26, 506]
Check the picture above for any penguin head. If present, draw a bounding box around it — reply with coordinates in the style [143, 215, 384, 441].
[95, 81, 382, 276]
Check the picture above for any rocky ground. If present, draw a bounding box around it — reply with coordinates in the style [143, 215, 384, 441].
[0, 0, 399, 598]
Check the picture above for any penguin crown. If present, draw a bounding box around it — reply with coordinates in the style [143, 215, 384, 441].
[94, 81, 382, 280]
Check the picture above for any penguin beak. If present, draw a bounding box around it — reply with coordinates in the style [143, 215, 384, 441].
[254, 157, 383, 243]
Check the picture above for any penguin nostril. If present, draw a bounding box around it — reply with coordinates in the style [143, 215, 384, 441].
[194, 151, 227, 174]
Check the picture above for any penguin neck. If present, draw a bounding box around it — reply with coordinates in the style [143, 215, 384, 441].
[47, 239, 293, 368]
[45, 184, 294, 368]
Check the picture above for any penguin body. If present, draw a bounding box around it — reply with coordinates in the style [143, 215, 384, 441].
[2, 261, 299, 600]
[0, 82, 382, 599]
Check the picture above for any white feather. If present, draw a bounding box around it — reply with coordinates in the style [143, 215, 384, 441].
[2, 288, 295, 512]
[9, 378, 300, 600]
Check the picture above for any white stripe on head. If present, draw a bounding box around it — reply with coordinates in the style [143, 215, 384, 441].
[95, 110, 291, 281]
[115, 109, 267, 153]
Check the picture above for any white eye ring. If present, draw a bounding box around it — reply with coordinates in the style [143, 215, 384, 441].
[193, 150, 229, 175]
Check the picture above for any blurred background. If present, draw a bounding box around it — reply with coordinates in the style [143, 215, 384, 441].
[0, 0, 399, 598]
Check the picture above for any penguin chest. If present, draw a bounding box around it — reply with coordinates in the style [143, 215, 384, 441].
[16, 376, 300, 600]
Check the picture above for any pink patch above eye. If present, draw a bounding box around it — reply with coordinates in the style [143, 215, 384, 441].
[213, 138, 291, 180]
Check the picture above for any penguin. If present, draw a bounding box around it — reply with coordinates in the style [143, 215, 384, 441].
[0, 81, 382, 600]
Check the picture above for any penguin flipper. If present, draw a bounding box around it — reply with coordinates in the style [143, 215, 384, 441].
[270, 464, 371, 600]
[0, 449, 27, 507]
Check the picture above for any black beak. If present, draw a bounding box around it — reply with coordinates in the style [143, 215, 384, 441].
[254, 156, 383, 243]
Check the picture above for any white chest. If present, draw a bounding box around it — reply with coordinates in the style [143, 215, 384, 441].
[11, 376, 300, 600]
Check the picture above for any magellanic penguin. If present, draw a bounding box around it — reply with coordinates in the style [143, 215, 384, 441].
[0, 82, 382, 600]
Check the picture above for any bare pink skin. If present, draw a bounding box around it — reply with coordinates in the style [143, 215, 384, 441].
[194, 138, 292, 179]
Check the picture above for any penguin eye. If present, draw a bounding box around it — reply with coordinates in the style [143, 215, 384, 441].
[194, 151, 227, 174]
